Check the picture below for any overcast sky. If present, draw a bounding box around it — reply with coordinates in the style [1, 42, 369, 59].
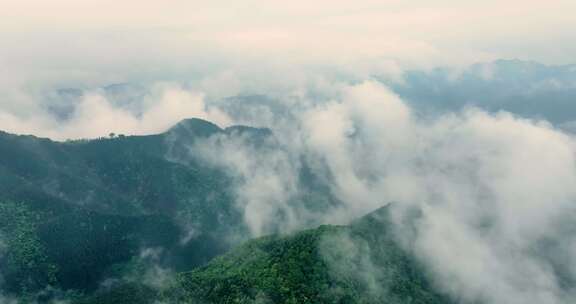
[1, 0, 575, 139]
[1, 0, 575, 68]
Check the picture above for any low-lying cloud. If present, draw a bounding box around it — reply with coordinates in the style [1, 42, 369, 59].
[185, 80, 576, 303]
[3, 66, 576, 302]
[0, 83, 230, 140]
[2, 1, 576, 303]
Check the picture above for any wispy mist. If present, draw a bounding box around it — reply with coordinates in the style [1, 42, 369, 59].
[179, 79, 576, 303]
[2, 2, 576, 302]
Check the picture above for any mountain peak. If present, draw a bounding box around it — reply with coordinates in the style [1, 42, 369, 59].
[166, 118, 223, 138]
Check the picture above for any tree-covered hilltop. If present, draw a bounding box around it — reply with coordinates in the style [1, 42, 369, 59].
[1, 197, 456, 303]
[0, 119, 251, 298]
[0, 118, 342, 302]
[0, 118, 452, 303]
[168, 206, 453, 304]
[0, 118, 233, 217]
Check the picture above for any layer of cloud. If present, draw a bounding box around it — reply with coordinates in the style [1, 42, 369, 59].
[0, 83, 230, 140]
[185, 80, 576, 303]
[1, 1, 575, 141]
[2, 1, 575, 64]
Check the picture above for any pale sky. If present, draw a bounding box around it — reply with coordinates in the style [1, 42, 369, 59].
[1, 0, 575, 66]
[0, 0, 575, 139]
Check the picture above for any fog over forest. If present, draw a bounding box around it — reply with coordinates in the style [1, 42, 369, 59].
[1, 1, 576, 303]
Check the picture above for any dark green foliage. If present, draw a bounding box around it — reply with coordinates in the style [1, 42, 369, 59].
[0, 201, 57, 293]
[74, 283, 159, 304]
[172, 227, 333, 303]
[38, 211, 176, 291]
[0, 119, 237, 217]
[0, 119, 250, 299]
[0, 119, 454, 303]
[170, 207, 453, 304]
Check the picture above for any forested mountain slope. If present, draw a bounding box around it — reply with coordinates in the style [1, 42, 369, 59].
[0, 119, 453, 303]
[168, 205, 452, 304]
[0, 119, 254, 298]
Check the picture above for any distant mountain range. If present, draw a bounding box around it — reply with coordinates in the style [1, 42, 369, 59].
[46, 59, 576, 129]
[386, 59, 576, 126]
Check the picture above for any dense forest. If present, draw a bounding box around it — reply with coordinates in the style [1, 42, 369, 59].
[0, 118, 453, 303]
[0, 119, 243, 301]
[68, 206, 452, 304]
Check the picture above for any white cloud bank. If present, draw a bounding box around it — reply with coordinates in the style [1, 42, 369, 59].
[0, 84, 230, 140]
[187, 80, 576, 303]
[1, 1, 575, 140]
